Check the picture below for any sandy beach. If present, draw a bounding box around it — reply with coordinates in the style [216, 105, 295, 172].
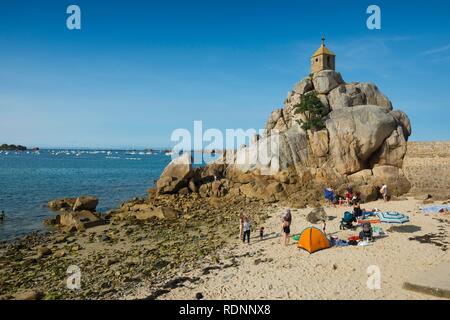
[126, 198, 449, 300]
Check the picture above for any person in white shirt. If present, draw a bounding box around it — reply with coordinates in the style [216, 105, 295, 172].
[380, 184, 388, 202]
[242, 218, 251, 244]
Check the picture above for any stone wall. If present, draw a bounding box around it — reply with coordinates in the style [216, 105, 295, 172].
[403, 141, 450, 199]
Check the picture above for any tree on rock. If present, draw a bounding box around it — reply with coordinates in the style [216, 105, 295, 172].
[294, 92, 327, 131]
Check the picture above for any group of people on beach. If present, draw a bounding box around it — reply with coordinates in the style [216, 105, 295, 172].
[238, 182, 390, 246]
[239, 209, 292, 246]
[325, 183, 389, 208]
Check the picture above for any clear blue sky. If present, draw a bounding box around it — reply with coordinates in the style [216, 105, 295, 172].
[1, 0, 449, 148]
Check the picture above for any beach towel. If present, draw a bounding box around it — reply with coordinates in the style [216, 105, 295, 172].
[372, 226, 386, 237]
[357, 219, 381, 224]
[420, 205, 450, 213]
[348, 235, 360, 241]
[377, 211, 409, 224]
[335, 239, 349, 247]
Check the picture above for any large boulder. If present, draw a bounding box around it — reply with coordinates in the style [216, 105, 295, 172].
[390, 110, 412, 139]
[230, 125, 309, 175]
[292, 77, 314, 95]
[347, 169, 373, 184]
[156, 152, 193, 194]
[371, 165, 411, 196]
[13, 290, 44, 300]
[327, 83, 366, 110]
[264, 109, 288, 134]
[358, 83, 392, 111]
[328, 83, 392, 111]
[312, 70, 344, 94]
[56, 210, 104, 232]
[73, 196, 98, 212]
[47, 198, 76, 211]
[135, 206, 180, 221]
[307, 129, 329, 158]
[325, 105, 397, 174]
[306, 207, 328, 224]
[369, 126, 407, 168]
[358, 184, 379, 202]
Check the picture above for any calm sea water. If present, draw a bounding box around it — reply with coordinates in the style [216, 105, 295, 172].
[0, 149, 175, 241]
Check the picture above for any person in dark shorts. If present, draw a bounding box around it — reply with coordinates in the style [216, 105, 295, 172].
[259, 227, 265, 241]
[239, 213, 244, 240]
[242, 217, 251, 244]
[352, 202, 365, 219]
[281, 209, 292, 246]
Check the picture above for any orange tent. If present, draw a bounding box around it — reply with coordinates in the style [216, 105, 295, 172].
[297, 227, 330, 253]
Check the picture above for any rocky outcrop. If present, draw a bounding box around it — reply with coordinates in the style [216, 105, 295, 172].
[45, 210, 104, 232]
[58, 210, 104, 232]
[306, 207, 328, 224]
[155, 68, 413, 204]
[134, 206, 180, 221]
[156, 152, 193, 194]
[327, 83, 392, 111]
[312, 70, 344, 94]
[325, 105, 397, 174]
[371, 165, 411, 196]
[48, 196, 98, 212]
[0, 144, 27, 151]
[73, 196, 99, 212]
[48, 198, 77, 211]
[46, 195, 102, 232]
[390, 110, 412, 139]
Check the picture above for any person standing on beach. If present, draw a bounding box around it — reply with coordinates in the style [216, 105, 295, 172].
[281, 209, 292, 246]
[380, 184, 388, 202]
[239, 213, 245, 240]
[242, 217, 251, 245]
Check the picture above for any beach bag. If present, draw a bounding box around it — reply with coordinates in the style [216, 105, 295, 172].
[343, 211, 354, 222]
[340, 212, 356, 230]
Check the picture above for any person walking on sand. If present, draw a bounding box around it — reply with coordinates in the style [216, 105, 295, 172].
[281, 209, 292, 246]
[242, 217, 251, 245]
[239, 213, 245, 240]
[380, 184, 388, 202]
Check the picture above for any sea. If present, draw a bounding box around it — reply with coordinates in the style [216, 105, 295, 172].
[0, 149, 217, 241]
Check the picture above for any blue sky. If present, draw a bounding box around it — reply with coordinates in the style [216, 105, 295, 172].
[0, 0, 449, 148]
